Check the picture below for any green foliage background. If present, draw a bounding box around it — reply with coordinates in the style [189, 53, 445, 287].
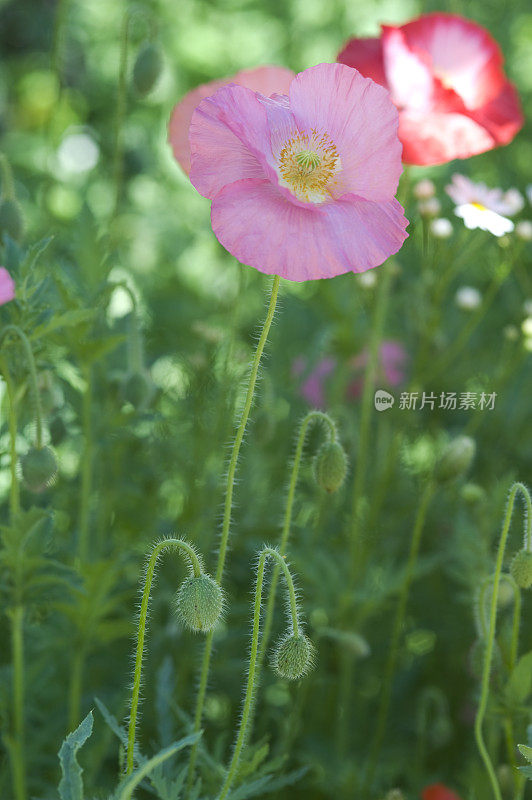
[0, 0, 531, 797]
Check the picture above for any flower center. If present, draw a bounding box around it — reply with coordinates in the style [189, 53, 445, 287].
[278, 130, 340, 204]
[471, 202, 487, 211]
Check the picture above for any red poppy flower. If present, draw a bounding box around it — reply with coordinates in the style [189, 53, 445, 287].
[338, 13, 523, 165]
[421, 784, 462, 800]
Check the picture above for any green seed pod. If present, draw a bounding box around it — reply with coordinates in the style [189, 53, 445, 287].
[460, 482, 486, 505]
[435, 435, 476, 483]
[273, 633, 314, 680]
[314, 440, 347, 493]
[174, 574, 223, 633]
[0, 198, 24, 242]
[132, 42, 163, 96]
[121, 370, 154, 410]
[20, 445, 58, 492]
[510, 549, 532, 590]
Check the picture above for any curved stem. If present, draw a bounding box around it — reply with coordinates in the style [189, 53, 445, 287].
[475, 482, 531, 800]
[126, 538, 202, 775]
[364, 479, 435, 789]
[258, 410, 335, 669]
[0, 325, 43, 448]
[187, 274, 280, 789]
[217, 547, 299, 800]
[0, 356, 20, 517]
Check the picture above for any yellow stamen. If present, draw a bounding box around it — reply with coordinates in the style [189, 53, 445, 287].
[278, 129, 340, 204]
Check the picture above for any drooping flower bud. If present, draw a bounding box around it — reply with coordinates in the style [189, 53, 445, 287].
[273, 633, 314, 680]
[314, 440, 347, 493]
[132, 42, 164, 96]
[174, 573, 223, 632]
[510, 549, 532, 589]
[435, 436, 476, 483]
[20, 445, 58, 492]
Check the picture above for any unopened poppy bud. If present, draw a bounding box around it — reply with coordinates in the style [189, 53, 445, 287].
[0, 198, 24, 242]
[435, 436, 475, 483]
[273, 633, 314, 680]
[314, 440, 347, 493]
[122, 370, 154, 409]
[510, 549, 532, 589]
[20, 445, 58, 492]
[174, 573, 223, 633]
[132, 42, 163, 96]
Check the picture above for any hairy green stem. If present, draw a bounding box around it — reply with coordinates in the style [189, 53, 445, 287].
[258, 410, 335, 670]
[187, 274, 280, 790]
[217, 547, 299, 800]
[364, 479, 435, 789]
[0, 325, 44, 448]
[474, 482, 532, 800]
[0, 356, 20, 517]
[126, 538, 202, 776]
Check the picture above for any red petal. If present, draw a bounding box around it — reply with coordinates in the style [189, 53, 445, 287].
[337, 38, 388, 88]
[422, 783, 462, 800]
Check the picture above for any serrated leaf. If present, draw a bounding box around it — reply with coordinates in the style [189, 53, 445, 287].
[505, 651, 532, 706]
[58, 711, 93, 800]
[519, 744, 532, 764]
[113, 733, 201, 800]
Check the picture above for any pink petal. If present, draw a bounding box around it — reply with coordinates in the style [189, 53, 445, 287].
[210, 178, 408, 282]
[288, 63, 403, 203]
[189, 84, 272, 200]
[337, 38, 388, 87]
[381, 26, 436, 112]
[399, 13, 505, 107]
[399, 110, 494, 165]
[169, 66, 294, 174]
[0, 267, 15, 306]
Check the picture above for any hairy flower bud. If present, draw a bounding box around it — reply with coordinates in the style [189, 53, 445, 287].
[435, 436, 476, 483]
[174, 573, 223, 632]
[314, 440, 347, 493]
[132, 42, 163, 96]
[20, 445, 58, 492]
[510, 549, 532, 589]
[0, 198, 25, 242]
[273, 633, 314, 680]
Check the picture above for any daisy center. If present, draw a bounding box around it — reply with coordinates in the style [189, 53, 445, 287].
[471, 202, 487, 211]
[278, 130, 340, 204]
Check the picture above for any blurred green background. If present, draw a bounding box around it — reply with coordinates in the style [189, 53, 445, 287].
[0, 0, 531, 798]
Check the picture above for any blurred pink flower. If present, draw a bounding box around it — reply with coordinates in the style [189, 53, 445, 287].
[169, 66, 295, 175]
[184, 62, 408, 281]
[0, 267, 15, 306]
[293, 340, 408, 407]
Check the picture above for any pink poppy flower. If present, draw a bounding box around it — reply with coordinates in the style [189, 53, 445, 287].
[338, 13, 523, 165]
[421, 784, 462, 800]
[292, 356, 337, 408]
[169, 66, 295, 175]
[347, 339, 408, 398]
[186, 62, 408, 281]
[0, 267, 15, 305]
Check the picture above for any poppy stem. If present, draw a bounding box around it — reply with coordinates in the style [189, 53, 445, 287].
[474, 482, 531, 800]
[186, 274, 281, 792]
[0, 325, 44, 449]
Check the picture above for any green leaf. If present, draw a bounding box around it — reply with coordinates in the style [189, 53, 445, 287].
[29, 308, 95, 341]
[505, 651, 532, 706]
[112, 733, 201, 800]
[58, 711, 93, 800]
[519, 744, 532, 764]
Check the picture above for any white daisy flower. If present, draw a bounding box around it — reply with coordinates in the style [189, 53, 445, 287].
[418, 197, 441, 217]
[446, 174, 516, 237]
[455, 286, 481, 310]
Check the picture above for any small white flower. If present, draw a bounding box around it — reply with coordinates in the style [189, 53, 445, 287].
[455, 286, 481, 310]
[358, 271, 377, 288]
[430, 218, 453, 238]
[413, 179, 435, 200]
[516, 220, 532, 241]
[57, 131, 99, 174]
[446, 174, 517, 237]
[418, 197, 441, 217]
[502, 188, 524, 215]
